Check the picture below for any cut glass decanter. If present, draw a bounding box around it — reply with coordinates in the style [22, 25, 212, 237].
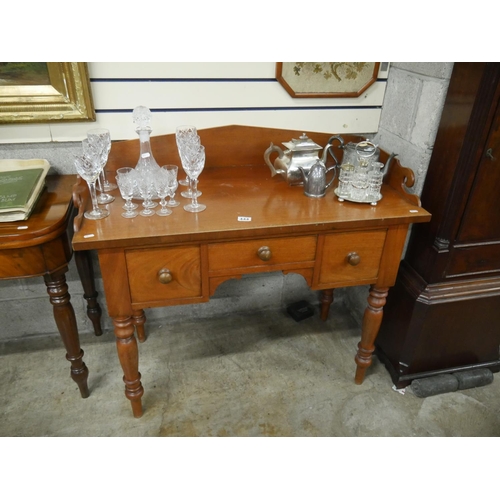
[133, 106, 161, 176]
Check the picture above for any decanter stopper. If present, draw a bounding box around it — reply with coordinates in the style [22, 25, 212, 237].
[133, 105, 152, 132]
[132, 105, 160, 174]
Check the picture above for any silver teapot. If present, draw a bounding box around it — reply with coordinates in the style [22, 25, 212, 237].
[299, 159, 336, 198]
[264, 133, 333, 186]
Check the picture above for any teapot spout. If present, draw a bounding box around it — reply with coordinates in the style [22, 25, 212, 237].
[383, 152, 398, 176]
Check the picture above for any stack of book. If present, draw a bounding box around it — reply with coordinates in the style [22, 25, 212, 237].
[0, 159, 50, 222]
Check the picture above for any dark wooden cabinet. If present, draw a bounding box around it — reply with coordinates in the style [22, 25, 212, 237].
[375, 62, 500, 388]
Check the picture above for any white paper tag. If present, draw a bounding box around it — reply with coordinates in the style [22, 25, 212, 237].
[237, 216, 252, 222]
[392, 385, 406, 395]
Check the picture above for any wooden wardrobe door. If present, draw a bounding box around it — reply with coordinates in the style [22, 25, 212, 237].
[456, 99, 500, 243]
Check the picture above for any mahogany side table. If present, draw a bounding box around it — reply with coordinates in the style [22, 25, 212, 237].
[0, 174, 102, 398]
[72, 125, 431, 417]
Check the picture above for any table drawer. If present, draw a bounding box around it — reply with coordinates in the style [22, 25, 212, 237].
[316, 230, 387, 287]
[208, 236, 317, 273]
[126, 245, 202, 304]
[0, 247, 46, 278]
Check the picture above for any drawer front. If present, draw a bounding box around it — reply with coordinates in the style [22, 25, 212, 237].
[208, 236, 317, 273]
[447, 243, 500, 277]
[316, 230, 387, 286]
[126, 245, 202, 304]
[0, 247, 46, 278]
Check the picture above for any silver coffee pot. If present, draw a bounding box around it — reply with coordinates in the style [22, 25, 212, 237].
[299, 159, 336, 198]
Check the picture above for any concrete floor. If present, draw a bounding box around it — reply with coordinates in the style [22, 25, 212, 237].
[1, 302, 500, 437]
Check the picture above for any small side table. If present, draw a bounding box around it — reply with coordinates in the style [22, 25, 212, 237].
[0, 174, 102, 398]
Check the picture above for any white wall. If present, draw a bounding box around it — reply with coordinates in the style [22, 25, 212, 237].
[0, 62, 389, 145]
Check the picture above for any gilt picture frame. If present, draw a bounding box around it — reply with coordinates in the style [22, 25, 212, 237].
[0, 62, 96, 124]
[276, 62, 380, 98]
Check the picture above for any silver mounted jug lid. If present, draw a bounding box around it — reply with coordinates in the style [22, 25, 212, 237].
[355, 141, 378, 158]
[282, 133, 322, 152]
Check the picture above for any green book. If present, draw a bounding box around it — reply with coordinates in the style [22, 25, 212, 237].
[0, 159, 50, 222]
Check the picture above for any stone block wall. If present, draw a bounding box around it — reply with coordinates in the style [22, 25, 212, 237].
[343, 62, 454, 324]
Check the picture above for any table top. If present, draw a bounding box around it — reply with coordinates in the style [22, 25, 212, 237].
[0, 174, 76, 250]
[72, 165, 431, 252]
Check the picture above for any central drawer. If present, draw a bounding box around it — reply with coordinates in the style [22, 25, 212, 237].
[208, 235, 317, 274]
[126, 245, 203, 305]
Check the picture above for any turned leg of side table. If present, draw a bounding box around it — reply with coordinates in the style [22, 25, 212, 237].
[113, 316, 144, 417]
[132, 309, 147, 343]
[44, 271, 90, 398]
[354, 286, 389, 384]
[320, 289, 334, 321]
[74, 250, 103, 336]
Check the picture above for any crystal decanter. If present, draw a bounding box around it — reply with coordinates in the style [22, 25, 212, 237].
[133, 105, 161, 175]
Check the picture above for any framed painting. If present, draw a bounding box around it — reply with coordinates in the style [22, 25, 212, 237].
[276, 62, 380, 98]
[0, 62, 96, 124]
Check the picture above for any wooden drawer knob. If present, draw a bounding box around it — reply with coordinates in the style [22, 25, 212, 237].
[158, 268, 173, 284]
[347, 252, 361, 266]
[257, 246, 272, 261]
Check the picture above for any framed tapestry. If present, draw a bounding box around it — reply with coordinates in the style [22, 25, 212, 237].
[276, 62, 380, 98]
[0, 62, 96, 124]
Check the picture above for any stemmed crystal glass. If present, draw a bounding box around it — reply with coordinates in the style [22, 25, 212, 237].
[165, 164, 180, 207]
[176, 125, 201, 192]
[182, 145, 206, 213]
[87, 128, 117, 192]
[155, 167, 173, 216]
[82, 139, 115, 205]
[74, 154, 109, 220]
[116, 168, 139, 218]
[179, 140, 203, 199]
[136, 172, 157, 217]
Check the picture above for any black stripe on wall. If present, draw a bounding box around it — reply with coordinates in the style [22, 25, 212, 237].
[95, 105, 382, 113]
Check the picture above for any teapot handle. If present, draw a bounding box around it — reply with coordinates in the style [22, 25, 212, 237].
[325, 165, 337, 190]
[326, 135, 344, 166]
[264, 142, 286, 177]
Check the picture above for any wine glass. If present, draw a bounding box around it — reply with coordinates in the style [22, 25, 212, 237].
[155, 168, 173, 216]
[136, 172, 156, 217]
[74, 154, 109, 220]
[87, 128, 117, 191]
[182, 145, 206, 213]
[165, 165, 180, 207]
[82, 139, 115, 205]
[116, 167, 139, 210]
[116, 168, 139, 218]
[176, 125, 199, 187]
[179, 140, 203, 199]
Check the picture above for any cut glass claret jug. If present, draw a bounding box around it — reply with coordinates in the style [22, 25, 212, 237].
[133, 106, 161, 176]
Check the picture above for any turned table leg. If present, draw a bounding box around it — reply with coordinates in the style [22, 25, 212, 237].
[354, 286, 389, 384]
[132, 309, 147, 343]
[44, 271, 89, 398]
[320, 289, 334, 321]
[113, 316, 144, 417]
[74, 250, 103, 336]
